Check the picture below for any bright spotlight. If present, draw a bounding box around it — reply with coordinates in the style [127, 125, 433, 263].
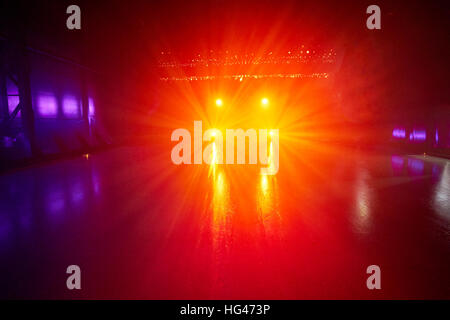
[215, 98, 223, 107]
[261, 97, 269, 107]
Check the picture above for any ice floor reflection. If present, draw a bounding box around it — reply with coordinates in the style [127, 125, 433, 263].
[0, 147, 449, 299]
[433, 162, 450, 220]
[210, 168, 233, 293]
[257, 174, 282, 241]
[353, 168, 373, 235]
[0, 156, 103, 248]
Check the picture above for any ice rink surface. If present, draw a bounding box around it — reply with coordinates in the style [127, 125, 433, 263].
[0, 145, 449, 299]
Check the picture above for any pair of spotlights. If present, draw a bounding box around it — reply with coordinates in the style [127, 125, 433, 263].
[215, 98, 270, 108]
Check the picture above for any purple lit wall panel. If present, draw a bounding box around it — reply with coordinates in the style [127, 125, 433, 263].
[62, 95, 81, 118]
[392, 128, 406, 139]
[27, 52, 98, 156]
[36, 94, 58, 118]
[1, 44, 103, 163]
[29, 54, 84, 120]
[409, 129, 427, 142]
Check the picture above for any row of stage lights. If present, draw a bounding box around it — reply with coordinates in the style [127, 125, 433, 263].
[215, 97, 270, 108]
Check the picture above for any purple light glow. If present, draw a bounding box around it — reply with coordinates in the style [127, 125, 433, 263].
[391, 155, 404, 169]
[7, 96, 20, 117]
[408, 158, 425, 175]
[91, 169, 101, 195]
[70, 180, 85, 204]
[63, 96, 81, 118]
[2, 137, 14, 148]
[392, 128, 406, 139]
[409, 129, 426, 142]
[391, 155, 405, 175]
[45, 188, 66, 220]
[37, 94, 58, 118]
[88, 97, 95, 117]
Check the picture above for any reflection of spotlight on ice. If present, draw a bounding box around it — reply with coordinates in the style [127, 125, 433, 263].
[433, 163, 450, 220]
[211, 142, 217, 164]
[353, 170, 372, 235]
[261, 174, 269, 195]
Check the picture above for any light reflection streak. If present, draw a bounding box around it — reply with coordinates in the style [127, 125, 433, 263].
[257, 145, 281, 241]
[433, 163, 450, 220]
[208, 141, 218, 178]
[210, 160, 232, 243]
[257, 174, 281, 241]
[88, 97, 95, 117]
[210, 163, 233, 291]
[267, 141, 276, 174]
[90, 166, 101, 196]
[353, 170, 373, 235]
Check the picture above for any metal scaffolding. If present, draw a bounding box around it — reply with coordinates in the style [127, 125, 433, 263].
[0, 38, 38, 156]
[0, 33, 97, 163]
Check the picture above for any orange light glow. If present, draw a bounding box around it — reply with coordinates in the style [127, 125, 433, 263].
[261, 97, 269, 107]
[215, 98, 223, 107]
